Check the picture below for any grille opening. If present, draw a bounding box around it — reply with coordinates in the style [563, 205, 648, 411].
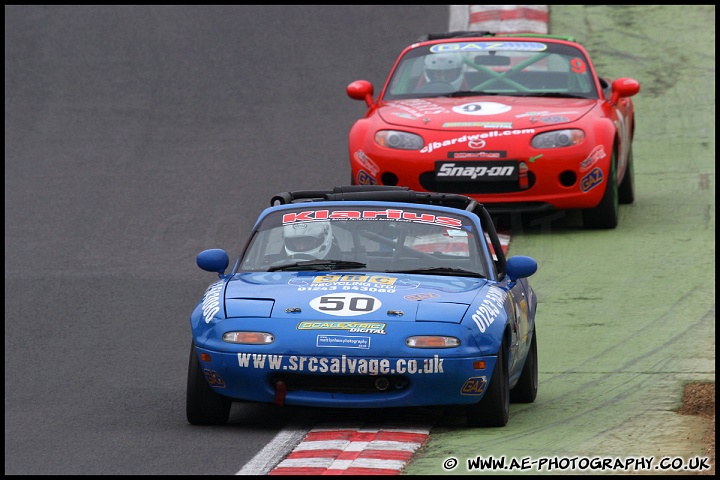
[559, 170, 577, 187]
[271, 374, 410, 394]
[381, 172, 399, 185]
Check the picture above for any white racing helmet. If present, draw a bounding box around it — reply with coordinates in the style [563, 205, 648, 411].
[283, 221, 333, 259]
[424, 52, 466, 89]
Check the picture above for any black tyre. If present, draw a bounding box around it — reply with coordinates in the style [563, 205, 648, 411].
[186, 341, 232, 425]
[466, 336, 510, 427]
[510, 329, 538, 403]
[582, 149, 618, 229]
[618, 144, 635, 204]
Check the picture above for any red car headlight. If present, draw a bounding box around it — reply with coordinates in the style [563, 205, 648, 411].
[531, 129, 585, 148]
[375, 130, 425, 150]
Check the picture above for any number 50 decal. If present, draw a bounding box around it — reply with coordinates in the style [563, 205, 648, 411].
[309, 293, 382, 317]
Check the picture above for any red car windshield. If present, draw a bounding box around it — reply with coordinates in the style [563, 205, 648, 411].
[384, 40, 599, 100]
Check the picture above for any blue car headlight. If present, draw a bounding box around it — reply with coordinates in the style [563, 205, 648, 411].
[223, 332, 275, 344]
[406, 336, 461, 348]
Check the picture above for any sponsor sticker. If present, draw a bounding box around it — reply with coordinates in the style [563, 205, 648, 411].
[461, 376, 487, 395]
[470, 287, 507, 334]
[450, 151, 505, 159]
[580, 167, 604, 192]
[317, 335, 371, 349]
[404, 292, 441, 301]
[443, 121, 513, 128]
[356, 170, 378, 185]
[430, 42, 547, 53]
[282, 209, 463, 229]
[298, 321, 387, 334]
[435, 161, 518, 181]
[452, 102, 512, 116]
[421, 130, 534, 154]
[353, 150, 379, 175]
[237, 353, 445, 375]
[579, 145, 606, 172]
[203, 369, 226, 388]
[202, 280, 224, 324]
[539, 115, 569, 124]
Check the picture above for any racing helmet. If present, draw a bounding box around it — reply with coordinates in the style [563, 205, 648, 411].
[423, 52, 466, 88]
[283, 221, 333, 259]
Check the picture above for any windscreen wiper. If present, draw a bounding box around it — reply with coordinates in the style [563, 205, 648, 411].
[446, 90, 499, 97]
[513, 92, 590, 99]
[268, 259, 367, 272]
[383, 267, 485, 277]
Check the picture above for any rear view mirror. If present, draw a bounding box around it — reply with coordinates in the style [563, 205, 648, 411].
[473, 55, 511, 67]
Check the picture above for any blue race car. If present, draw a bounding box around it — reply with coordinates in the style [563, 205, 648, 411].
[187, 186, 539, 427]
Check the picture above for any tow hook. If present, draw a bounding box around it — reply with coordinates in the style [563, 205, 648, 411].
[274, 380, 287, 406]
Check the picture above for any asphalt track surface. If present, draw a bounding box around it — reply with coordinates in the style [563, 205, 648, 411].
[4, 5, 715, 476]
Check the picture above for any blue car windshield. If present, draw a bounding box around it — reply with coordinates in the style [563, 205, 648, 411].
[383, 40, 599, 100]
[238, 205, 490, 277]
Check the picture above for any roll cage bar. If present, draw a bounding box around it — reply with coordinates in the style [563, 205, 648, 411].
[270, 185, 507, 278]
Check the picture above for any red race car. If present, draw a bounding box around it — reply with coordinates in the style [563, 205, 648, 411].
[347, 32, 640, 229]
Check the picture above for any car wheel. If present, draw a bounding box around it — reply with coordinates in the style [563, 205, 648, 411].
[186, 340, 232, 425]
[466, 336, 510, 427]
[582, 148, 618, 229]
[510, 329, 538, 403]
[618, 144, 635, 204]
